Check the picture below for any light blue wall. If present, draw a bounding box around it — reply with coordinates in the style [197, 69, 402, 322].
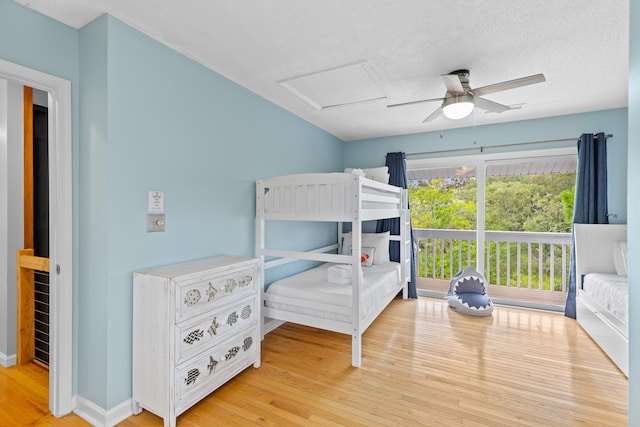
[78, 14, 110, 407]
[79, 16, 343, 408]
[345, 108, 629, 223]
[628, 2, 638, 425]
[0, 0, 79, 80]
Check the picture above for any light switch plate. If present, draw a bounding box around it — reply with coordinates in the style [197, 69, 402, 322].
[147, 214, 165, 232]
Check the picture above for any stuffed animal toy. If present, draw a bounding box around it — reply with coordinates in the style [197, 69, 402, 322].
[446, 267, 494, 316]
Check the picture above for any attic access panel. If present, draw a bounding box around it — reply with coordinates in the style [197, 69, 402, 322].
[279, 62, 387, 110]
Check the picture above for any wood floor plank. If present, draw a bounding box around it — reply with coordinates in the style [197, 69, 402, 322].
[0, 363, 89, 426]
[0, 297, 627, 426]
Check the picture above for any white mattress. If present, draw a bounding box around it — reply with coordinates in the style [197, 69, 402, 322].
[265, 262, 401, 323]
[582, 273, 628, 324]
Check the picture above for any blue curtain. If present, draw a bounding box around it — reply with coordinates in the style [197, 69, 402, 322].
[564, 133, 608, 318]
[376, 152, 417, 298]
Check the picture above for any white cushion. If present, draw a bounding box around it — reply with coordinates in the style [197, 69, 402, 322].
[341, 232, 390, 264]
[348, 246, 376, 267]
[362, 167, 389, 184]
[612, 241, 628, 277]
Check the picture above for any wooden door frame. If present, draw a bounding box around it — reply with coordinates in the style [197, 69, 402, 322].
[0, 59, 73, 417]
[19, 86, 35, 366]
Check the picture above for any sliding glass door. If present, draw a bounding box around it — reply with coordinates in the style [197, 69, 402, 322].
[408, 147, 577, 310]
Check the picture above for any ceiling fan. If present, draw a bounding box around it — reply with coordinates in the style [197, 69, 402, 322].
[387, 69, 546, 123]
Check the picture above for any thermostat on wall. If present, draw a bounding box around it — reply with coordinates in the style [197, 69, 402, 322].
[148, 191, 164, 214]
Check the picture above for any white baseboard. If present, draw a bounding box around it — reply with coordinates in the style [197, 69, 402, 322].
[0, 352, 16, 367]
[263, 318, 284, 335]
[73, 395, 133, 427]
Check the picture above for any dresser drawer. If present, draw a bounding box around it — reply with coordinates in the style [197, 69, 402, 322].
[175, 327, 258, 412]
[176, 295, 257, 364]
[175, 264, 257, 322]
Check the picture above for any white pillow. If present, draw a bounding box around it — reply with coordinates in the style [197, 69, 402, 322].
[341, 232, 390, 264]
[348, 246, 376, 267]
[620, 241, 628, 276]
[612, 241, 628, 277]
[344, 168, 365, 177]
[362, 167, 389, 184]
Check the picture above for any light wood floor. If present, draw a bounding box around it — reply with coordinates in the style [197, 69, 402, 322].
[0, 360, 86, 425]
[1, 297, 627, 426]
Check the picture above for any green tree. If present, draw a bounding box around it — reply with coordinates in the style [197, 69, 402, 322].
[485, 174, 575, 232]
[560, 187, 575, 224]
[410, 172, 576, 287]
[410, 177, 476, 230]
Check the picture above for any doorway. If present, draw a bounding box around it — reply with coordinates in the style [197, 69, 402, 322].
[0, 59, 73, 417]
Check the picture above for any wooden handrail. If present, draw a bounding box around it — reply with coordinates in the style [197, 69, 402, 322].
[18, 253, 49, 272]
[16, 249, 50, 365]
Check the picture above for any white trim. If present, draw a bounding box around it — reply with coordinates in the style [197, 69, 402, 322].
[0, 59, 73, 416]
[0, 77, 9, 370]
[262, 318, 285, 335]
[477, 160, 486, 275]
[73, 395, 133, 427]
[0, 352, 16, 367]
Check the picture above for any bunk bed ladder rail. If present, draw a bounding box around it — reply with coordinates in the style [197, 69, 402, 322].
[401, 189, 410, 298]
[255, 180, 266, 341]
[350, 176, 363, 367]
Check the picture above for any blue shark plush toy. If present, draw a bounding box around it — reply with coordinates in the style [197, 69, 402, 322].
[447, 267, 494, 316]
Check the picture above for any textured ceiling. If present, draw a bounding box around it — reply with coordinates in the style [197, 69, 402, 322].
[13, 0, 629, 141]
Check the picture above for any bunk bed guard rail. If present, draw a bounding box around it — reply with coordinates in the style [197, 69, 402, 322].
[256, 173, 406, 223]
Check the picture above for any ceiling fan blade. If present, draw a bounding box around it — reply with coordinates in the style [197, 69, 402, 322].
[471, 73, 546, 97]
[422, 105, 443, 123]
[473, 96, 512, 113]
[441, 74, 465, 94]
[387, 97, 445, 108]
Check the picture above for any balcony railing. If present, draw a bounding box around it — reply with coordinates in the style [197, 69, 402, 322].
[413, 228, 572, 293]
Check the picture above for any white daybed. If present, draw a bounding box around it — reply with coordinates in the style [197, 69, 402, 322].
[255, 173, 411, 367]
[574, 223, 628, 377]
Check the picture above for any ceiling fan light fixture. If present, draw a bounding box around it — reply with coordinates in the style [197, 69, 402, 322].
[442, 94, 474, 120]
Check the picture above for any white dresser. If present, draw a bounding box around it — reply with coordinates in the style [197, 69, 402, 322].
[132, 255, 260, 427]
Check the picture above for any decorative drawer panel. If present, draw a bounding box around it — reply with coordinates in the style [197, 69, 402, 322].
[176, 265, 257, 322]
[176, 328, 258, 410]
[176, 295, 257, 364]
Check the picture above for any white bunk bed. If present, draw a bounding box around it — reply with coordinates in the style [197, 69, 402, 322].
[574, 223, 628, 377]
[255, 173, 411, 367]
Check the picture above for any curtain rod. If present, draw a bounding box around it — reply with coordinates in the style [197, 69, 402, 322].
[404, 134, 613, 158]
